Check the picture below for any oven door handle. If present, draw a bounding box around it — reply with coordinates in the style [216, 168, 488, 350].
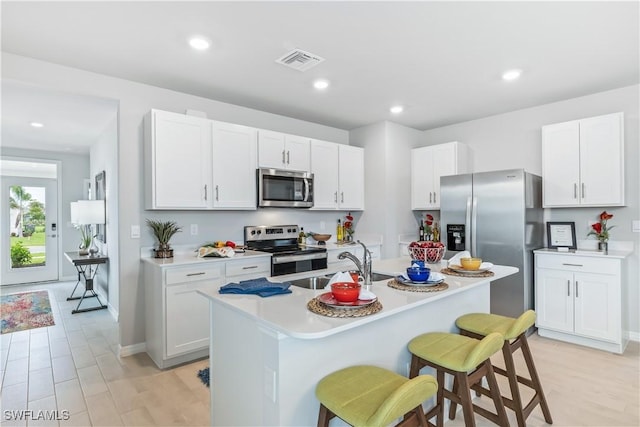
[272, 252, 328, 264]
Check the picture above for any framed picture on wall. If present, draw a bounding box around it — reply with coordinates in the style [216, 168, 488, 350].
[95, 171, 106, 243]
[546, 221, 576, 249]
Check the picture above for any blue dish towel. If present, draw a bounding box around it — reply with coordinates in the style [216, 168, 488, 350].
[219, 277, 292, 298]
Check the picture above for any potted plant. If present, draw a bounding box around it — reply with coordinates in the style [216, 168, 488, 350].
[146, 219, 182, 258]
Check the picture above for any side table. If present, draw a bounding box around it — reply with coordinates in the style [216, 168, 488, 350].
[64, 251, 109, 314]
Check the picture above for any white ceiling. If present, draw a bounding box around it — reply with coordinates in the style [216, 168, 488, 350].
[1, 1, 638, 151]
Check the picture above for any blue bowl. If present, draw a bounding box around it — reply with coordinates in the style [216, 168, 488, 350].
[406, 267, 430, 282]
[410, 259, 425, 268]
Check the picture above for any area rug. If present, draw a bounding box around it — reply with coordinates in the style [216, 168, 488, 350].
[1, 290, 55, 334]
[197, 367, 210, 387]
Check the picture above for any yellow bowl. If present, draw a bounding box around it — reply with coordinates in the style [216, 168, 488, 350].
[460, 257, 482, 270]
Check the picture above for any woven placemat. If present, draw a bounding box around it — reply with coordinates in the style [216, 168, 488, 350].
[307, 298, 383, 318]
[387, 279, 449, 293]
[440, 268, 495, 278]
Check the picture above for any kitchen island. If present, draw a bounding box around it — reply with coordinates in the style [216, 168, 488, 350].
[199, 257, 518, 426]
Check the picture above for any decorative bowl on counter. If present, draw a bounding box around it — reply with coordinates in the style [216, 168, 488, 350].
[311, 233, 332, 242]
[460, 257, 482, 270]
[406, 267, 431, 282]
[408, 244, 446, 264]
[330, 282, 361, 302]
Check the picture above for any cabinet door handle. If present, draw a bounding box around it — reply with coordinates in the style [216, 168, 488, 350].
[334, 192, 338, 203]
[215, 185, 219, 201]
[567, 280, 570, 296]
[341, 192, 344, 203]
[434, 192, 437, 204]
[287, 150, 290, 164]
[282, 150, 286, 164]
[429, 192, 432, 204]
[204, 184, 208, 201]
[562, 263, 583, 267]
[573, 183, 577, 199]
[581, 183, 585, 199]
[575, 281, 579, 297]
[186, 272, 206, 277]
[242, 265, 258, 270]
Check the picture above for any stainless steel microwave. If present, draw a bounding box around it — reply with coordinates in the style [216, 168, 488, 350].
[257, 168, 314, 208]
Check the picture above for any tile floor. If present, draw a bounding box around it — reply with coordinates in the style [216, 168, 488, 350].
[1, 280, 210, 427]
[2, 280, 639, 426]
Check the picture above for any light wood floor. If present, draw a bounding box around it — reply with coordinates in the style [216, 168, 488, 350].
[1, 280, 638, 426]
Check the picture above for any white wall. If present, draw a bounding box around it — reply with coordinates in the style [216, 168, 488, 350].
[350, 121, 423, 258]
[0, 147, 90, 279]
[421, 85, 640, 338]
[2, 53, 351, 349]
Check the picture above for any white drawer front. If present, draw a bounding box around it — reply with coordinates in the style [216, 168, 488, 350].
[226, 257, 270, 278]
[165, 264, 223, 285]
[535, 254, 618, 275]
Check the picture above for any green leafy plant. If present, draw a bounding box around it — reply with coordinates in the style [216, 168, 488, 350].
[146, 219, 182, 247]
[11, 242, 32, 267]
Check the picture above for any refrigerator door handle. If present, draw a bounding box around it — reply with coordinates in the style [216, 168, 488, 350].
[471, 196, 478, 256]
[465, 196, 472, 255]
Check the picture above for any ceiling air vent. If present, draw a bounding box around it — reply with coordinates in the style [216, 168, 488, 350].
[275, 49, 325, 72]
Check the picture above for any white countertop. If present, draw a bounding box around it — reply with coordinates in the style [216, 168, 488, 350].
[533, 247, 632, 259]
[141, 249, 271, 267]
[198, 257, 518, 340]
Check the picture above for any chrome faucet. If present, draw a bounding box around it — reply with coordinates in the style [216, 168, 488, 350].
[338, 241, 373, 287]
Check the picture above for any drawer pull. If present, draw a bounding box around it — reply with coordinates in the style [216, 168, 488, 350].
[242, 265, 259, 270]
[562, 263, 583, 267]
[186, 272, 206, 277]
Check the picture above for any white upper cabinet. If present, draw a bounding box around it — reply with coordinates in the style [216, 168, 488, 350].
[311, 141, 364, 210]
[145, 109, 211, 209]
[258, 130, 311, 172]
[211, 121, 257, 209]
[542, 112, 624, 207]
[411, 141, 469, 210]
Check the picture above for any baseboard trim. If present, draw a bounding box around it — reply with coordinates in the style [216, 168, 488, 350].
[119, 342, 146, 357]
[627, 331, 640, 342]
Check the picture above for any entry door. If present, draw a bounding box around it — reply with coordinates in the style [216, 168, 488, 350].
[1, 177, 59, 285]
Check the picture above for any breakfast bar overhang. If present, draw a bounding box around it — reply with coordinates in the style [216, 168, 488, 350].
[199, 258, 519, 426]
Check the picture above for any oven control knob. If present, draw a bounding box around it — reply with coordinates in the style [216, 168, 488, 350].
[250, 230, 256, 235]
[256, 230, 262, 235]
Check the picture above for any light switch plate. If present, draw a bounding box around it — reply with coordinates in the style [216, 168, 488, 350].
[190, 224, 198, 235]
[633, 220, 640, 232]
[131, 225, 140, 239]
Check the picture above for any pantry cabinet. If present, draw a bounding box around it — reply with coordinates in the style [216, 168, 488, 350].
[310, 140, 365, 210]
[211, 121, 257, 209]
[534, 250, 629, 354]
[411, 142, 469, 210]
[258, 130, 310, 172]
[144, 109, 211, 209]
[542, 112, 624, 207]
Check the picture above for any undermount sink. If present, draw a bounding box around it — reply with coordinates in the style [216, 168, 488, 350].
[287, 272, 395, 289]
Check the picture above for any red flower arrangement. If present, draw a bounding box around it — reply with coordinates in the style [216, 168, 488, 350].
[588, 211, 615, 242]
[344, 212, 355, 239]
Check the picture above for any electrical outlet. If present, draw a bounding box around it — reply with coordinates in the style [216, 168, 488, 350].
[633, 220, 640, 233]
[131, 225, 140, 239]
[190, 224, 198, 235]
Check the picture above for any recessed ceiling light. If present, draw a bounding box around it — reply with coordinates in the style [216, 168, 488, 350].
[390, 105, 404, 114]
[313, 79, 330, 90]
[502, 69, 522, 81]
[189, 37, 210, 51]
[30, 122, 44, 128]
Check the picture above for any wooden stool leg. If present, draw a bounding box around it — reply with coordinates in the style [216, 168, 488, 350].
[449, 374, 459, 420]
[410, 354, 423, 378]
[484, 361, 510, 427]
[521, 334, 553, 424]
[456, 372, 476, 427]
[317, 404, 333, 427]
[503, 340, 526, 427]
[436, 369, 445, 427]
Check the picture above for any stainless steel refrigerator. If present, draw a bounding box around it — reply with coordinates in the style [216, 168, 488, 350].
[440, 169, 543, 318]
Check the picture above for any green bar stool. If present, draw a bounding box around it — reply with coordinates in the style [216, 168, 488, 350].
[315, 365, 438, 427]
[408, 332, 509, 427]
[455, 310, 553, 427]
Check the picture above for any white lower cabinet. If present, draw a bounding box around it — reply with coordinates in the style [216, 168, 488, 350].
[534, 250, 627, 354]
[144, 255, 270, 369]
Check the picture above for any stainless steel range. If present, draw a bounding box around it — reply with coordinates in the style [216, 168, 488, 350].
[244, 225, 328, 276]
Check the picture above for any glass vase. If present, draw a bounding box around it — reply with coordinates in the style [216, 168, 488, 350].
[598, 241, 608, 254]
